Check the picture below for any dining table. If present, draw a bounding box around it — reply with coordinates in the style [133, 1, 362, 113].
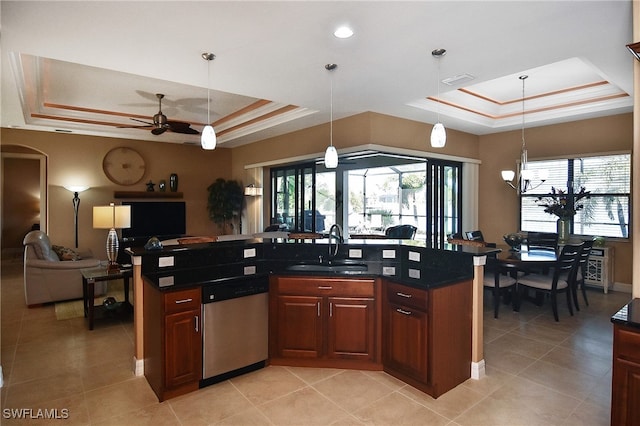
[495, 245, 558, 268]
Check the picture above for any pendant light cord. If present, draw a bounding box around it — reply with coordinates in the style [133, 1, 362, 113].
[207, 59, 211, 125]
[330, 74, 333, 147]
[520, 75, 528, 167]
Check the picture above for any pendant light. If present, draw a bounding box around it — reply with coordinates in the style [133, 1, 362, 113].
[201, 52, 216, 150]
[430, 48, 446, 148]
[324, 63, 338, 169]
[501, 75, 548, 193]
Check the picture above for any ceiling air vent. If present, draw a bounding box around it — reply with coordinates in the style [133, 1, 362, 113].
[441, 73, 475, 86]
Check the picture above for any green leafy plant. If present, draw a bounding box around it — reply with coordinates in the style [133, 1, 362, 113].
[536, 186, 590, 218]
[207, 178, 244, 233]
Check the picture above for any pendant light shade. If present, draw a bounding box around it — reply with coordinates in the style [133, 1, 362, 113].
[430, 122, 446, 148]
[201, 52, 216, 150]
[201, 125, 216, 150]
[325, 63, 338, 169]
[431, 48, 446, 148]
[324, 145, 338, 169]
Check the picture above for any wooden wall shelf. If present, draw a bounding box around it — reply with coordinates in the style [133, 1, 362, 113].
[114, 191, 183, 199]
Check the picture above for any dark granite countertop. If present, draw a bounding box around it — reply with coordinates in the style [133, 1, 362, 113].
[132, 238, 492, 292]
[611, 298, 640, 328]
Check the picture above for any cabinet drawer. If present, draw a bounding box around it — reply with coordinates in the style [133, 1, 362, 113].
[164, 288, 201, 314]
[277, 277, 374, 297]
[386, 281, 428, 311]
[615, 324, 640, 363]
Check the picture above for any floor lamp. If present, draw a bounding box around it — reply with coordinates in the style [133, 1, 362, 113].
[93, 203, 131, 273]
[64, 186, 89, 248]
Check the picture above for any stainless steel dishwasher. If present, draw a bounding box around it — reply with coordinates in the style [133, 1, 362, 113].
[201, 275, 269, 387]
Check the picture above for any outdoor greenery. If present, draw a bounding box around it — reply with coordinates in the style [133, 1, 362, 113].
[207, 178, 244, 234]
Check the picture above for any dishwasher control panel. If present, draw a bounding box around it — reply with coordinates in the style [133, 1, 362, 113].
[202, 276, 269, 303]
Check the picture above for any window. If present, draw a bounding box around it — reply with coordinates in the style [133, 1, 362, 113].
[269, 152, 463, 241]
[520, 153, 630, 238]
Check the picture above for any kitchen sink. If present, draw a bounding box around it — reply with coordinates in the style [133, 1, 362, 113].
[286, 261, 368, 273]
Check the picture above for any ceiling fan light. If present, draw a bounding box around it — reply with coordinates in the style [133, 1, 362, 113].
[430, 122, 446, 148]
[324, 145, 338, 169]
[201, 125, 216, 150]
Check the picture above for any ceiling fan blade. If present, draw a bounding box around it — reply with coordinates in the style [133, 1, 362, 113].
[129, 118, 154, 126]
[167, 121, 200, 135]
[151, 127, 168, 135]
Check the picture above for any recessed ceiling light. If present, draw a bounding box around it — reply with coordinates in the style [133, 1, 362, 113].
[334, 26, 354, 39]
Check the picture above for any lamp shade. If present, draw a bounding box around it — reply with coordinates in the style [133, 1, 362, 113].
[93, 205, 131, 229]
[430, 122, 446, 148]
[501, 170, 515, 182]
[64, 185, 89, 193]
[324, 145, 338, 169]
[201, 125, 217, 150]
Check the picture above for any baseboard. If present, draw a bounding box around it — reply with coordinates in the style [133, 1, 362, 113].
[133, 356, 144, 376]
[612, 282, 632, 293]
[471, 360, 485, 380]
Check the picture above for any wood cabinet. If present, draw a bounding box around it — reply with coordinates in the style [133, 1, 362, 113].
[382, 279, 472, 398]
[143, 282, 201, 401]
[270, 276, 380, 368]
[611, 323, 640, 425]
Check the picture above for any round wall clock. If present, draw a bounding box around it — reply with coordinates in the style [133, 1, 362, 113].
[102, 147, 146, 186]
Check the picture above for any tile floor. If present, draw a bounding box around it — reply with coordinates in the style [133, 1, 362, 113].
[0, 261, 630, 425]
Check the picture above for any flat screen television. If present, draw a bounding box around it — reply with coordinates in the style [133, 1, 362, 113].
[121, 201, 186, 238]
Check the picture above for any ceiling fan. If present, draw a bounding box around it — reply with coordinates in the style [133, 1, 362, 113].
[120, 93, 199, 135]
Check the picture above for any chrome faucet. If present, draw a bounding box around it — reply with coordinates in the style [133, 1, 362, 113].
[328, 223, 343, 258]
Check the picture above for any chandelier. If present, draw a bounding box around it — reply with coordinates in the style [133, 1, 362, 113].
[501, 75, 548, 193]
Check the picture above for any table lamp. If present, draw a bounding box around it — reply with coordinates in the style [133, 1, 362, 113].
[93, 203, 131, 273]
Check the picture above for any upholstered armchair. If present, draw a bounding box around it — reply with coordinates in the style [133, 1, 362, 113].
[23, 230, 102, 306]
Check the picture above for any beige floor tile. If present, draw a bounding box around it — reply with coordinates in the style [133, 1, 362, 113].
[3, 371, 85, 408]
[84, 377, 158, 424]
[520, 359, 601, 400]
[213, 406, 272, 426]
[399, 382, 486, 421]
[258, 386, 349, 425]
[313, 370, 395, 412]
[540, 345, 611, 378]
[169, 380, 254, 426]
[92, 403, 179, 426]
[484, 345, 538, 375]
[230, 365, 307, 405]
[285, 365, 344, 385]
[562, 399, 610, 426]
[460, 365, 517, 396]
[361, 370, 408, 391]
[353, 391, 449, 426]
[487, 376, 582, 424]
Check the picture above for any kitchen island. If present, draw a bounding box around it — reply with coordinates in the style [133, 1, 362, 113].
[128, 237, 496, 401]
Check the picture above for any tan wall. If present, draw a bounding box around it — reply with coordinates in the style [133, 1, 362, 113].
[2, 111, 633, 284]
[478, 113, 633, 284]
[1, 128, 233, 260]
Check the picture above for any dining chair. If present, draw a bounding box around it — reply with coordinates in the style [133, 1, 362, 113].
[483, 259, 517, 318]
[526, 232, 559, 252]
[572, 239, 594, 311]
[515, 241, 583, 322]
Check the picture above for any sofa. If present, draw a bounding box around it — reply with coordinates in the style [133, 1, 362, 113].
[23, 230, 103, 306]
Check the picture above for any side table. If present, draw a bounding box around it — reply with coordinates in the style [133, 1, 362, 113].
[81, 266, 133, 330]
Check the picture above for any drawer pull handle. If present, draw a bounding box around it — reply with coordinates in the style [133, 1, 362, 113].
[396, 308, 412, 316]
[195, 315, 199, 333]
[396, 292, 412, 298]
[174, 298, 193, 304]
[317, 302, 321, 317]
[318, 286, 333, 290]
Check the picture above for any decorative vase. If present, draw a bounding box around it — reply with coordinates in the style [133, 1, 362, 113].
[557, 217, 571, 243]
[169, 173, 178, 192]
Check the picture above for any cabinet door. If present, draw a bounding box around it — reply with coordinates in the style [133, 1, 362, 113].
[384, 302, 428, 382]
[165, 308, 201, 389]
[276, 295, 323, 358]
[327, 297, 375, 361]
[612, 358, 640, 425]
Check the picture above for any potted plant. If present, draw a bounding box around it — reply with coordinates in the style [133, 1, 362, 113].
[207, 178, 244, 234]
[536, 186, 590, 242]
